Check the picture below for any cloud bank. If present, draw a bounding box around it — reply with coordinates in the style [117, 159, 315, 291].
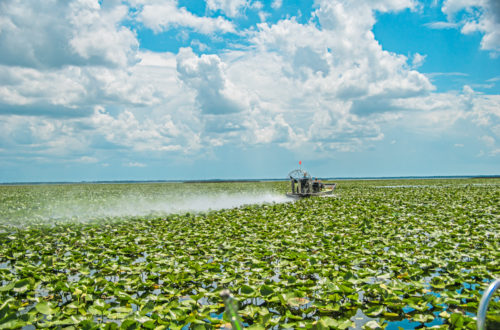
[0, 0, 499, 179]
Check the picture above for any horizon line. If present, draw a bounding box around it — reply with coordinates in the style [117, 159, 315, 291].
[1, 174, 499, 185]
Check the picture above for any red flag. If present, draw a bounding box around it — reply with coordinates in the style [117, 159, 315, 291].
[299, 161, 302, 165]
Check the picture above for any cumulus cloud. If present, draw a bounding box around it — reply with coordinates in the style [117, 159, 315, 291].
[0, 0, 432, 158]
[176, 48, 247, 115]
[313, 0, 416, 33]
[0, 100, 199, 167]
[133, 0, 235, 34]
[306, 104, 384, 152]
[0, 50, 183, 118]
[0, 65, 88, 114]
[0, 43, 205, 160]
[250, 1, 432, 111]
[442, 0, 500, 55]
[0, 0, 168, 120]
[89, 106, 188, 153]
[206, 0, 249, 17]
[191, 0, 437, 152]
[0, 0, 138, 69]
[385, 87, 500, 146]
[0, 114, 90, 159]
[0, 0, 498, 171]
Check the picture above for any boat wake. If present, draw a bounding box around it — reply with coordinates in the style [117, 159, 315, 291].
[8, 192, 292, 225]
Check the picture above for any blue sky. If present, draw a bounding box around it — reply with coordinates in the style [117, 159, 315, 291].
[0, 0, 499, 182]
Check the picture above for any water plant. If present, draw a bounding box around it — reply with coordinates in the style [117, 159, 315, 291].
[0, 178, 499, 328]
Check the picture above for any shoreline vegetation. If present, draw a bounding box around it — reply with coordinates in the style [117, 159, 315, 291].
[0, 178, 499, 328]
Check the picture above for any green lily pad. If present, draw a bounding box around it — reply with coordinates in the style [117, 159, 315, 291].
[259, 284, 274, 296]
[35, 302, 55, 315]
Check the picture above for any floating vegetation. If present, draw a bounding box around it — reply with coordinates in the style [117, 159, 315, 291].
[0, 178, 499, 329]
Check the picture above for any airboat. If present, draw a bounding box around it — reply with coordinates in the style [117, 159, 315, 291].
[286, 168, 336, 199]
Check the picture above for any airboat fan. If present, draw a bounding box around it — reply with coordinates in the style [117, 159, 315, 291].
[286, 165, 336, 199]
[288, 169, 311, 180]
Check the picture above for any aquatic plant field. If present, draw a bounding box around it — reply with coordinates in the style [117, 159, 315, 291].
[0, 178, 499, 329]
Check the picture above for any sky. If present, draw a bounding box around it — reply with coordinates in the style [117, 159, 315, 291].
[0, 0, 499, 182]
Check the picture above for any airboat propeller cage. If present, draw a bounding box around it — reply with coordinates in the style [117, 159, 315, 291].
[288, 169, 311, 180]
[287, 168, 336, 198]
[288, 169, 313, 195]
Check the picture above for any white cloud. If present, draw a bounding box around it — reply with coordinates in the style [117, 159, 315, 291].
[469, 93, 500, 126]
[134, 0, 235, 34]
[491, 148, 500, 155]
[176, 47, 248, 115]
[0, 0, 498, 169]
[0, 0, 138, 69]
[0, 115, 89, 158]
[249, 2, 433, 110]
[426, 72, 468, 78]
[191, 39, 209, 51]
[206, 0, 249, 17]
[252, 2, 264, 10]
[442, 0, 482, 18]
[479, 135, 499, 156]
[68, 1, 139, 68]
[126, 162, 147, 167]
[425, 21, 459, 29]
[271, 0, 283, 10]
[492, 124, 500, 137]
[411, 53, 427, 68]
[89, 106, 187, 153]
[258, 10, 270, 22]
[1, 0, 431, 159]
[313, 0, 416, 33]
[442, 0, 500, 55]
[76, 156, 99, 163]
[0, 50, 183, 116]
[387, 87, 500, 140]
[194, 0, 437, 152]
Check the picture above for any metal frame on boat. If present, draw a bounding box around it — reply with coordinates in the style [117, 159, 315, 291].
[286, 168, 336, 199]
